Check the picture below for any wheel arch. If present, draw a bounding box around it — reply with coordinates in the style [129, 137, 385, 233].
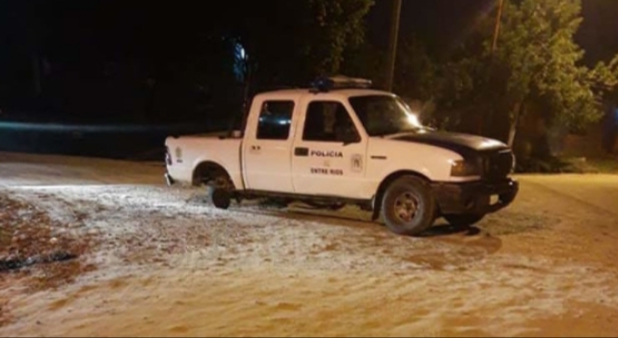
[192, 161, 235, 188]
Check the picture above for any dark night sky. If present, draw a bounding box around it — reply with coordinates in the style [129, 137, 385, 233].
[2, 0, 618, 66]
[368, 0, 494, 52]
[1, 0, 617, 101]
[577, 0, 618, 64]
[1, 0, 616, 154]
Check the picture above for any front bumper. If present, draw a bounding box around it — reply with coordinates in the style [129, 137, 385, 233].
[431, 178, 519, 215]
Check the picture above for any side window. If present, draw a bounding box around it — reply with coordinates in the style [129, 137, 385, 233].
[256, 101, 294, 140]
[303, 101, 359, 142]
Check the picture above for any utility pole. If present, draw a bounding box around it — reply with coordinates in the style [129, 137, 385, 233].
[385, 0, 402, 92]
[479, 0, 505, 135]
[491, 0, 505, 56]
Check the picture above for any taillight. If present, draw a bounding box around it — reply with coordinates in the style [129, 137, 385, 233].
[165, 146, 172, 165]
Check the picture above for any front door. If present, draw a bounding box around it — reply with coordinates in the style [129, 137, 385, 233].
[242, 99, 296, 193]
[292, 99, 367, 199]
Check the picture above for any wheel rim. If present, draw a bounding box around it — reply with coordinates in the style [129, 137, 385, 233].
[393, 191, 421, 223]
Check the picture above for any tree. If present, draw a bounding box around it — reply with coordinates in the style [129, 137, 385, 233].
[237, 0, 374, 91]
[393, 36, 437, 102]
[341, 35, 437, 112]
[489, 0, 605, 146]
[432, 0, 611, 149]
[588, 55, 618, 102]
[340, 40, 386, 86]
[304, 0, 374, 75]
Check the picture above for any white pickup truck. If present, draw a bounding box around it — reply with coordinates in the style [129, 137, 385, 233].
[164, 76, 518, 236]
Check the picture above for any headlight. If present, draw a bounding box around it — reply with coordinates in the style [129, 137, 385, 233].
[450, 159, 481, 177]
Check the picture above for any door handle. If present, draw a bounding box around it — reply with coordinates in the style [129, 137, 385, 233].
[294, 147, 309, 156]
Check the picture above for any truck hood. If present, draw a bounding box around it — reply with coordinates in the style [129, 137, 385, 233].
[385, 130, 509, 157]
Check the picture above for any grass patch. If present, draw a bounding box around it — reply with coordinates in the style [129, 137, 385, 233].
[515, 154, 618, 174]
[559, 156, 618, 174]
[587, 157, 618, 173]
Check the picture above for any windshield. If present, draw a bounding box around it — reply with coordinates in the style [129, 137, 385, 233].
[348, 95, 424, 137]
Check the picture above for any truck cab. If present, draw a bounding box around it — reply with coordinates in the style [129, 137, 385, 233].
[165, 76, 519, 236]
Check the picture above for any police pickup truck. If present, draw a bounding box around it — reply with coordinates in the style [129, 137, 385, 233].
[164, 76, 518, 236]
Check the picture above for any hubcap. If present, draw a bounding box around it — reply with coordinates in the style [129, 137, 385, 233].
[394, 192, 420, 223]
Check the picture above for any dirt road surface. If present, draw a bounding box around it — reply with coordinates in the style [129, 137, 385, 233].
[1, 152, 617, 337]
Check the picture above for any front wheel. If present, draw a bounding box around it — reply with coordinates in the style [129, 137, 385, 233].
[444, 214, 485, 227]
[381, 176, 436, 236]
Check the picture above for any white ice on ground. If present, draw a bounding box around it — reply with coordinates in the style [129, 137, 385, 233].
[1, 152, 618, 336]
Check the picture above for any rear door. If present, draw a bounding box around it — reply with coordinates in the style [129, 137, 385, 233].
[242, 98, 297, 193]
[291, 98, 368, 198]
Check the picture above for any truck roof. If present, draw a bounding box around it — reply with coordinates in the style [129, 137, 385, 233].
[254, 88, 395, 101]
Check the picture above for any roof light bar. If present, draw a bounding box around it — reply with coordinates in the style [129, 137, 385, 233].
[310, 75, 373, 93]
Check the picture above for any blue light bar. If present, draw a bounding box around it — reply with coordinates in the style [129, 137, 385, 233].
[310, 75, 372, 92]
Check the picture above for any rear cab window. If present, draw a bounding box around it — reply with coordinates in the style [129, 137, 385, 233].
[256, 101, 295, 140]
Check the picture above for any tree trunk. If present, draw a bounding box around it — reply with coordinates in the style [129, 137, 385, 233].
[508, 101, 524, 148]
[508, 119, 518, 148]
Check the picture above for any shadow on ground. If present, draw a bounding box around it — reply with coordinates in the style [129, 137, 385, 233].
[184, 193, 506, 257]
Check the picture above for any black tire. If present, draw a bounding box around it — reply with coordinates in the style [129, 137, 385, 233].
[205, 171, 233, 209]
[381, 176, 436, 236]
[444, 214, 485, 227]
[210, 188, 231, 209]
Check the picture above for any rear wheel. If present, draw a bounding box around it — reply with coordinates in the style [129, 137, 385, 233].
[444, 214, 485, 227]
[211, 188, 231, 209]
[381, 176, 436, 236]
[205, 171, 234, 210]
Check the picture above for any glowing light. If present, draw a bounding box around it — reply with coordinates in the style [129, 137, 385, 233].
[238, 45, 246, 60]
[406, 113, 422, 128]
[233, 41, 248, 82]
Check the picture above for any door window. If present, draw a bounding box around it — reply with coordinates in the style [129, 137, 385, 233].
[302, 101, 359, 143]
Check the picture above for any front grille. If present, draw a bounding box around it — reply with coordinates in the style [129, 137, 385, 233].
[483, 150, 514, 180]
